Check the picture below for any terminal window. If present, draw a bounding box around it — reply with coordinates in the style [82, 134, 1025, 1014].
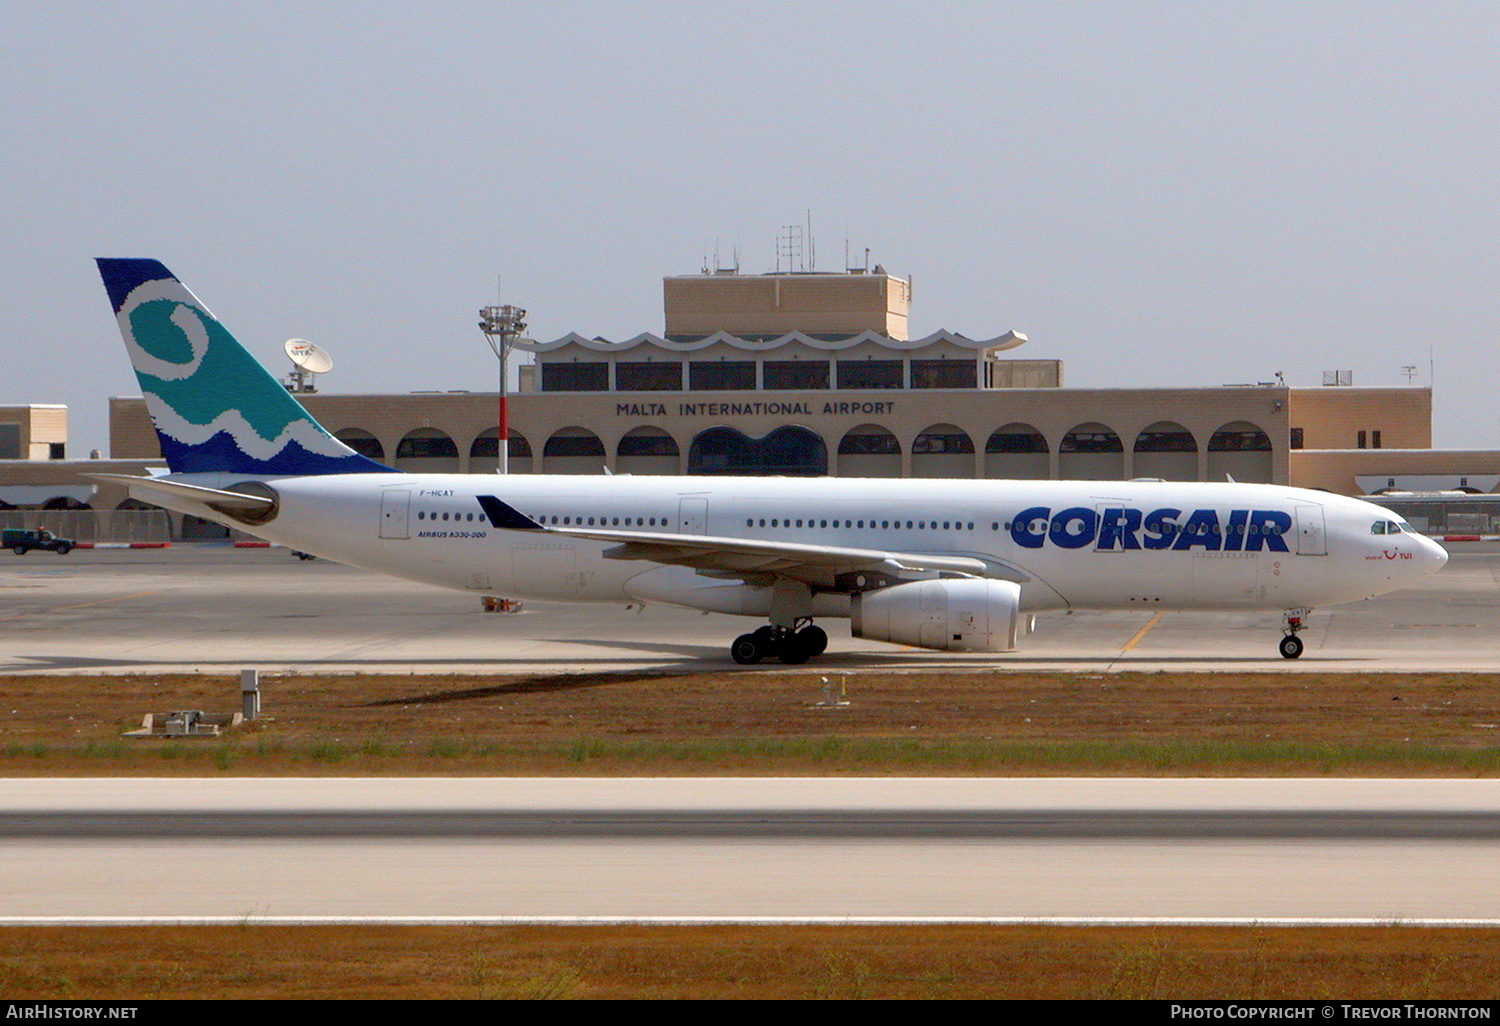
[689, 361, 756, 391]
[0, 423, 17, 460]
[616, 362, 682, 391]
[910, 359, 976, 389]
[763, 360, 829, 390]
[836, 360, 903, 389]
[541, 362, 610, 392]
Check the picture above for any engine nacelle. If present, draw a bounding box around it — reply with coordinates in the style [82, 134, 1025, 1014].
[851, 578, 1022, 653]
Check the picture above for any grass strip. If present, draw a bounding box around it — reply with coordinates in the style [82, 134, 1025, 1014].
[1, 924, 1498, 999]
[3, 736, 1500, 776]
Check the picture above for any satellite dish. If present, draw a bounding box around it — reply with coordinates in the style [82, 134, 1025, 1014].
[284, 339, 333, 375]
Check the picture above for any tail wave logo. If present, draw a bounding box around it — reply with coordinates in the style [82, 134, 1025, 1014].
[117, 279, 213, 381]
[111, 269, 377, 472]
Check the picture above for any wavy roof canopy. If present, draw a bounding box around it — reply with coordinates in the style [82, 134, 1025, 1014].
[519, 328, 1027, 356]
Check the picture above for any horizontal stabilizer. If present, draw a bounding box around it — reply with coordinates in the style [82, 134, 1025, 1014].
[83, 474, 276, 509]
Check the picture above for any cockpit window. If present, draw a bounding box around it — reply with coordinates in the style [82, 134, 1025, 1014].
[1371, 521, 1387, 535]
[1388, 521, 1403, 534]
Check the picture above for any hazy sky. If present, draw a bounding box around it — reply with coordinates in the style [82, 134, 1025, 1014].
[4, 2, 1498, 453]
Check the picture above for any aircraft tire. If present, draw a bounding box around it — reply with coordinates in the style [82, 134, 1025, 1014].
[731, 634, 763, 665]
[1279, 635, 1304, 660]
[777, 636, 811, 665]
[797, 625, 828, 657]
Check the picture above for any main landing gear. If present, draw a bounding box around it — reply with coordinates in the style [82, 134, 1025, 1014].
[731, 620, 828, 665]
[1279, 610, 1308, 659]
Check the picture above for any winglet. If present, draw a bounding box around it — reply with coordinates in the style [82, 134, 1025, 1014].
[476, 495, 545, 531]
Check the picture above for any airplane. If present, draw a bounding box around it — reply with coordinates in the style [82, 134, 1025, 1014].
[89, 258, 1449, 664]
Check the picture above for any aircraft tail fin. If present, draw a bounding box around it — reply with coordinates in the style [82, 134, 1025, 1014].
[96, 258, 395, 476]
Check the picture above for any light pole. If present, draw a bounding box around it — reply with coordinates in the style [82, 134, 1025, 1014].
[478, 303, 527, 474]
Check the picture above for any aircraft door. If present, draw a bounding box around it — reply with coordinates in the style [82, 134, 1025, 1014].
[679, 497, 708, 535]
[379, 489, 411, 539]
[1094, 502, 1131, 551]
[510, 542, 579, 595]
[1295, 504, 1327, 556]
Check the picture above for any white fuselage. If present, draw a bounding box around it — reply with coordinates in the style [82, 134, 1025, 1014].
[167, 473, 1447, 619]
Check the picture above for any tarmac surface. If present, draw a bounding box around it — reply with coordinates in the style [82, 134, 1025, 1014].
[2, 543, 1498, 674]
[4, 778, 1500, 922]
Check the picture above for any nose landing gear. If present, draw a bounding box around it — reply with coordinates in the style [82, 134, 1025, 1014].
[730, 620, 828, 665]
[1279, 610, 1309, 659]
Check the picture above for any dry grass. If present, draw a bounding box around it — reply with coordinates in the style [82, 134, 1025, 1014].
[0, 924, 1496, 999]
[1, 669, 1499, 775]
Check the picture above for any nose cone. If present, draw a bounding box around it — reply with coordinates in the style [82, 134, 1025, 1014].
[1421, 535, 1449, 575]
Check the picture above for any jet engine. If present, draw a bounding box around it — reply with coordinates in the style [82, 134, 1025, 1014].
[851, 578, 1022, 653]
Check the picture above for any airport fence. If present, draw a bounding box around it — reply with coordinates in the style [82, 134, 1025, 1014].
[0, 509, 173, 543]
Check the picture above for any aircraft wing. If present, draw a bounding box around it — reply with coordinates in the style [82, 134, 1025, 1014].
[477, 494, 986, 587]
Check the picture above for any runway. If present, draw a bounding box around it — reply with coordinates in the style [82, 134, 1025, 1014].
[5, 778, 1500, 921]
[2, 542, 1499, 674]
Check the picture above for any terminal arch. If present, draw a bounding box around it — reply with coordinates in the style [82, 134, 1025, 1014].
[984, 423, 1049, 479]
[1208, 421, 1273, 483]
[469, 428, 532, 474]
[1059, 422, 1124, 480]
[836, 424, 901, 478]
[542, 427, 606, 474]
[333, 428, 385, 464]
[394, 428, 459, 473]
[911, 424, 975, 478]
[688, 426, 827, 476]
[616, 427, 681, 475]
[1133, 421, 1198, 481]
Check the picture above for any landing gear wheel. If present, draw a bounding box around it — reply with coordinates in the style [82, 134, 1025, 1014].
[796, 625, 827, 657]
[1279, 634, 1304, 660]
[731, 633, 764, 665]
[777, 635, 811, 665]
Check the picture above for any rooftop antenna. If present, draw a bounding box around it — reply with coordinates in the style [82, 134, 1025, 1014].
[283, 339, 332, 393]
[807, 209, 816, 272]
[1401, 364, 1418, 385]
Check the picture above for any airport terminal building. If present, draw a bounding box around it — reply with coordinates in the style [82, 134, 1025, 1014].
[4, 265, 1496, 538]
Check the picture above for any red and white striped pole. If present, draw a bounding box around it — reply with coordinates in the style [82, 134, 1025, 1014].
[479, 303, 527, 476]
